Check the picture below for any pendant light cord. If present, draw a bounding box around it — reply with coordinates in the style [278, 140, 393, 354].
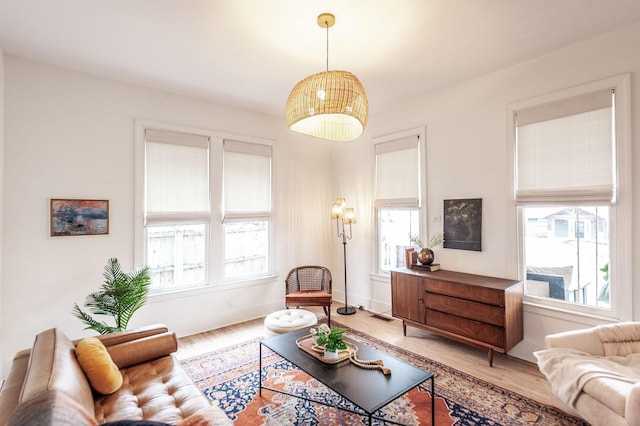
[325, 18, 329, 72]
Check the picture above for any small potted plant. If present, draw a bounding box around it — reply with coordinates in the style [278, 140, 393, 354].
[310, 324, 347, 360]
[409, 232, 444, 265]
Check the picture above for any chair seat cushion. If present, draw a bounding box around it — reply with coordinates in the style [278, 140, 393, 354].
[285, 290, 331, 305]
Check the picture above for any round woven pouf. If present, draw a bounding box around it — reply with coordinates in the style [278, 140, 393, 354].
[264, 309, 318, 337]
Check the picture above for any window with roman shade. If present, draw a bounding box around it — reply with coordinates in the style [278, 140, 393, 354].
[138, 123, 275, 292]
[510, 74, 631, 320]
[144, 129, 211, 291]
[373, 130, 424, 275]
[222, 140, 272, 280]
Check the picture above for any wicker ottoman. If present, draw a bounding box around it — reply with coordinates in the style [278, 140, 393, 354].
[264, 309, 318, 337]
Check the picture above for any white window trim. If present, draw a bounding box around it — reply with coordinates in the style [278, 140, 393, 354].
[370, 127, 427, 277]
[134, 120, 276, 292]
[506, 74, 631, 321]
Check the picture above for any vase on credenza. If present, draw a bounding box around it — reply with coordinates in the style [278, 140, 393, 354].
[417, 248, 435, 265]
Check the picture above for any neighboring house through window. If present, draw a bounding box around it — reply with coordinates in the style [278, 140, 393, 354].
[135, 122, 273, 293]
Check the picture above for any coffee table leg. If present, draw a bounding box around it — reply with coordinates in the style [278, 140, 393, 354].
[431, 377, 435, 425]
[259, 342, 263, 396]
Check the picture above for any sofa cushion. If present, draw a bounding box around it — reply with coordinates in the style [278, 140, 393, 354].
[19, 328, 95, 418]
[94, 355, 211, 424]
[76, 337, 123, 395]
[582, 376, 632, 418]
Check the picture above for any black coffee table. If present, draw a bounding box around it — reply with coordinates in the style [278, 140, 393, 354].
[259, 328, 435, 425]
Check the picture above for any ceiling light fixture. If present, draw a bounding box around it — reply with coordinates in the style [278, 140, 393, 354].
[285, 13, 369, 142]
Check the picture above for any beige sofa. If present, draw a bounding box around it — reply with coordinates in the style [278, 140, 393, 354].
[0, 324, 232, 425]
[535, 322, 640, 426]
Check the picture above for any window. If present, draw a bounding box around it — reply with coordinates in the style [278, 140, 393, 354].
[138, 124, 273, 293]
[510, 74, 631, 318]
[223, 140, 272, 280]
[373, 128, 426, 274]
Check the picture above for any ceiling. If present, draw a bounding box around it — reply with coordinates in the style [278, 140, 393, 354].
[2, 1, 640, 118]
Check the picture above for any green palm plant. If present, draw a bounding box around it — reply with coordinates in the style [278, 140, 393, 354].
[72, 258, 151, 334]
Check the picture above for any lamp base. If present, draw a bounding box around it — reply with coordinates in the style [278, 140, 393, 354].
[337, 306, 357, 315]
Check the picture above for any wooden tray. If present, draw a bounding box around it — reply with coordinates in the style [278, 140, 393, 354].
[296, 334, 357, 364]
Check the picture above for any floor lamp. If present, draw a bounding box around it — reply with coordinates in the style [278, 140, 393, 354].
[332, 198, 357, 315]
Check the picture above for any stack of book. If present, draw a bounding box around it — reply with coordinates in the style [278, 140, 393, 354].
[412, 262, 441, 272]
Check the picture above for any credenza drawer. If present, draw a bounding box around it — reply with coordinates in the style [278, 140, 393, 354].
[425, 309, 505, 348]
[425, 279, 505, 306]
[425, 293, 505, 326]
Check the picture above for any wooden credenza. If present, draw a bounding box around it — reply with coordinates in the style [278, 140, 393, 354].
[391, 267, 523, 366]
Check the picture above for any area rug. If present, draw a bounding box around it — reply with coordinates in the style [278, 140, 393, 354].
[181, 323, 586, 425]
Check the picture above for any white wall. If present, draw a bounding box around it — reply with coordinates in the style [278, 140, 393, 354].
[0, 57, 335, 374]
[337, 21, 640, 362]
[0, 48, 4, 353]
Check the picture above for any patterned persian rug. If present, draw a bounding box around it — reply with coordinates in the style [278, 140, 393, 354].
[181, 323, 586, 425]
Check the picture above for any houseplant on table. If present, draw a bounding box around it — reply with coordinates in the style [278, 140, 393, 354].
[311, 324, 347, 360]
[409, 232, 444, 265]
[72, 258, 151, 334]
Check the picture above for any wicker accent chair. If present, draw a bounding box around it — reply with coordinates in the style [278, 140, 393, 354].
[285, 266, 332, 326]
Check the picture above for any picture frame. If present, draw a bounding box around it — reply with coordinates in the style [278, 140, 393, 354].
[443, 198, 482, 251]
[50, 199, 109, 237]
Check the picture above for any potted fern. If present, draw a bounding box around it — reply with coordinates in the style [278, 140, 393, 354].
[311, 324, 348, 360]
[72, 258, 151, 334]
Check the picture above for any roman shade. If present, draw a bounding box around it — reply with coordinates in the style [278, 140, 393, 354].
[515, 89, 614, 204]
[145, 129, 210, 223]
[374, 135, 420, 208]
[223, 140, 272, 219]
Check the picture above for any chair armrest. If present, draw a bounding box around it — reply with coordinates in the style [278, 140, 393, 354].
[626, 381, 640, 422]
[545, 328, 604, 356]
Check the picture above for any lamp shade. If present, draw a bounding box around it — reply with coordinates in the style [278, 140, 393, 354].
[286, 70, 368, 142]
[343, 207, 357, 224]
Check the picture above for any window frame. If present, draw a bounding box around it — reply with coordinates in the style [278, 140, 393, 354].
[372, 127, 427, 276]
[507, 74, 631, 320]
[135, 120, 275, 293]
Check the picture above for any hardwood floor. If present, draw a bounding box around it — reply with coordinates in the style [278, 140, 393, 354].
[176, 305, 570, 415]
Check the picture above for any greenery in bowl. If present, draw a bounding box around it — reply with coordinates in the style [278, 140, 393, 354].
[311, 324, 347, 352]
[409, 232, 444, 249]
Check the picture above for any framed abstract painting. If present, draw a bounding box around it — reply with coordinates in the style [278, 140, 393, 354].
[443, 198, 482, 251]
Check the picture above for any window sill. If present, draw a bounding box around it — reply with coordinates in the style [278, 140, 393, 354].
[523, 299, 617, 324]
[148, 274, 279, 302]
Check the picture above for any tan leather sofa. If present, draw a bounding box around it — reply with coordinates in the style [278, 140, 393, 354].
[0, 324, 233, 425]
[535, 322, 640, 426]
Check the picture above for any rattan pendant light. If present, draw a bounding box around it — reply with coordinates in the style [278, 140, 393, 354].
[285, 13, 368, 142]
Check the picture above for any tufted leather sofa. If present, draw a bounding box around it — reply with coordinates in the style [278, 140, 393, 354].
[0, 324, 232, 425]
